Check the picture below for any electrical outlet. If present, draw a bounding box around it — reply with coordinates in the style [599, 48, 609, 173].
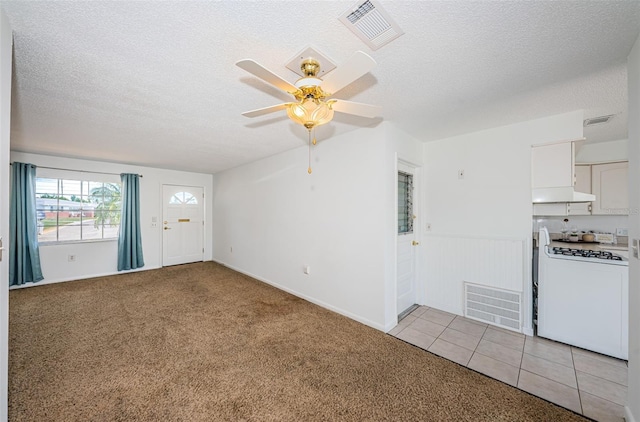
[151, 222, 158, 228]
[68, 254, 76, 262]
[616, 228, 628, 236]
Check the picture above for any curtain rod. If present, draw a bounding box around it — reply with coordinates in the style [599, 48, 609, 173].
[10, 163, 143, 178]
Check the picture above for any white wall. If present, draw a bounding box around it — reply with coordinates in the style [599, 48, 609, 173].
[422, 110, 584, 334]
[626, 33, 640, 422]
[0, 9, 11, 420]
[212, 122, 422, 331]
[10, 152, 213, 286]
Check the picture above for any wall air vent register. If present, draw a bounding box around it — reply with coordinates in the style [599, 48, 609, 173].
[583, 114, 614, 126]
[464, 282, 522, 332]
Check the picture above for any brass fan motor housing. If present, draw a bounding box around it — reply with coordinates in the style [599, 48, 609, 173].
[294, 85, 329, 102]
[292, 58, 331, 101]
[300, 58, 320, 77]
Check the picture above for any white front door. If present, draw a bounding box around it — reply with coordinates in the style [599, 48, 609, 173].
[397, 163, 418, 316]
[162, 185, 204, 266]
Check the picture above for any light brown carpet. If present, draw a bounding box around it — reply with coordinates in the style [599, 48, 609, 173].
[9, 262, 586, 421]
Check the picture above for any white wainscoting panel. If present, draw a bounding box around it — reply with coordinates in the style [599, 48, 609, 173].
[423, 235, 526, 318]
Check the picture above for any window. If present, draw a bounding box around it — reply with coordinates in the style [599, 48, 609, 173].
[398, 171, 413, 234]
[35, 177, 122, 243]
[169, 191, 198, 205]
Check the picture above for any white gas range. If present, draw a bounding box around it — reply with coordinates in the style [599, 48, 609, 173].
[537, 227, 629, 360]
[548, 245, 627, 265]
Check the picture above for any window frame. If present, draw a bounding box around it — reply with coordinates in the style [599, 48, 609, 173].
[398, 170, 414, 235]
[35, 172, 122, 245]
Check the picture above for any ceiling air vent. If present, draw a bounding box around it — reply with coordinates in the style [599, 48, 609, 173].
[583, 114, 614, 127]
[339, 0, 404, 50]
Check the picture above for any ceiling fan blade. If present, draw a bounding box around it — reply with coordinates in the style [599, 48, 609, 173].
[321, 51, 377, 95]
[241, 103, 291, 118]
[236, 59, 298, 94]
[331, 100, 381, 119]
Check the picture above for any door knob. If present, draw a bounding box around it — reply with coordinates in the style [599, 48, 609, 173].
[412, 240, 420, 246]
[164, 227, 171, 230]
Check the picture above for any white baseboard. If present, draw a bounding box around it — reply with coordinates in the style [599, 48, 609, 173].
[213, 260, 386, 332]
[523, 327, 534, 337]
[626, 406, 636, 422]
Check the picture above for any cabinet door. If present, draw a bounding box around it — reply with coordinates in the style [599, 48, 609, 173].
[591, 162, 629, 215]
[567, 202, 591, 215]
[574, 164, 591, 193]
[533, 203, 568, 216]
[532, 142, 574, 188]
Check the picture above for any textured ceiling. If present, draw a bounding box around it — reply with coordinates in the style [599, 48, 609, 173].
[1, 0, 639, 174]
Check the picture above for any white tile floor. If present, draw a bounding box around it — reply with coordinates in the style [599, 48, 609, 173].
[389, 306, 628, 422]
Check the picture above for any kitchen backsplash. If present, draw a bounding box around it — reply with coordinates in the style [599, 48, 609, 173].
[533, 215, 629, 239]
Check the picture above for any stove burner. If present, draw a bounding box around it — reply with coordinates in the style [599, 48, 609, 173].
[551, 247, 623, 261]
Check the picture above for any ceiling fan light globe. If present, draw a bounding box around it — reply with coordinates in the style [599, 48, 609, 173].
[286, 99, 334, 128]
[311, 104, 334, 127]
[286, 103, 309, 125]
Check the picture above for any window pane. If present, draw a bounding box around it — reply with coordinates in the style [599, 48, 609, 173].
[79, 181, 90, 196]
[61, 179, 82, 198]
[81, 219, 102, 240]
[104, 225, 120, 239]
[35, 178, 59, 195]
[88, 181, 104, 197]
[56, 216, 82, 242]
[398, 172, 413, 234]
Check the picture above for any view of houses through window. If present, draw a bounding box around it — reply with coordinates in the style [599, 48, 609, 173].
[35, 178, 122, 243]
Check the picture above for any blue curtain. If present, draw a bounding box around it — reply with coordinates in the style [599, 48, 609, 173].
[118, 173, 144, 271]
[9, 162, 44, 286]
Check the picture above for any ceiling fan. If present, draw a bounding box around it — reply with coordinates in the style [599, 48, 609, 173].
[235, 50, 382, 134]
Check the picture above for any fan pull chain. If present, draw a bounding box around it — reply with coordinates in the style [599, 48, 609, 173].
[312, 128, 317, 146]
[307, 129, 312, 174]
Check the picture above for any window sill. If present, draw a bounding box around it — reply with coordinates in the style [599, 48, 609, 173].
[39, 238, 118, 246]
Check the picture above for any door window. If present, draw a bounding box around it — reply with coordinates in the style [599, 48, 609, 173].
[398, 171, 413, 234]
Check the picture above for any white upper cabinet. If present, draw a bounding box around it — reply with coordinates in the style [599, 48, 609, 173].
[591, 162, 629, 215]
[532, 141, 574, 188]
[532, 202, 591, 216]
[574, 164, 591, 194]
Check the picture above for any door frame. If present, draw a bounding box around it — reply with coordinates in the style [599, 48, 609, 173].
[161, 184, 205, 267]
